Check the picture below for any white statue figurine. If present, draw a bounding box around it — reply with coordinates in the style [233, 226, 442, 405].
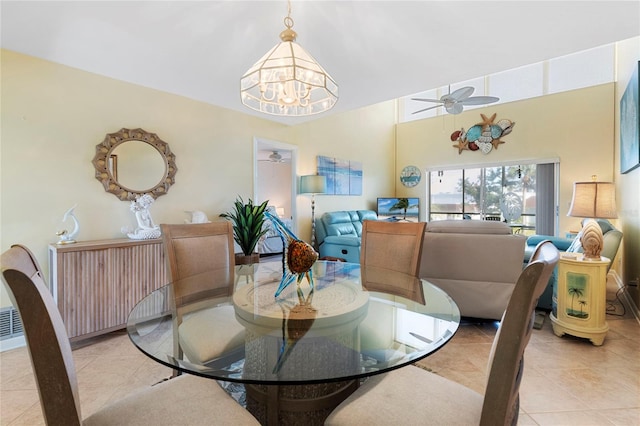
[56, 204, 80, 244]
[126, 194, 161, 240]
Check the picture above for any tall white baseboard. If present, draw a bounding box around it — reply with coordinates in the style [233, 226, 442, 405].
[0, 335, 26, 352]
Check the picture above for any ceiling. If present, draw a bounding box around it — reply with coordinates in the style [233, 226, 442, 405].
[2, 1, 639, 126]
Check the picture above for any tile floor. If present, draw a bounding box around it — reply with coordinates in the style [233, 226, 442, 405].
[1, 275, 638, 425]
[414, 275, 640, 426]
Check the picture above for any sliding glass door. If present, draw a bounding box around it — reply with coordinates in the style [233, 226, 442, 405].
[428, 162, 557, 235]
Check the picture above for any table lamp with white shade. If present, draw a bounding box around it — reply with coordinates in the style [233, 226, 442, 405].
[300, 175, 326, 249]
[567, 178, 617, 260]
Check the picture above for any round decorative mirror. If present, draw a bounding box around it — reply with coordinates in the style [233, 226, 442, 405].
[92, 128, 177, 200]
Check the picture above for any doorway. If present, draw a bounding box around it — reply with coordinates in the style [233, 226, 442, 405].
[253, 137, 298, 233]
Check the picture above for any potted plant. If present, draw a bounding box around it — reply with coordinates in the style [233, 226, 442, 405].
[220, 196, 270, 264]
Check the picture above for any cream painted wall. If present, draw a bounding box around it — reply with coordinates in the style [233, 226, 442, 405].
[3, 43, 638, 318]
[614, 36, 640, 309]
[0, 49, 292, 306]
[290, 102, 397, 240]
[0, 50, 397, 310]
[396, 84, 616, 235]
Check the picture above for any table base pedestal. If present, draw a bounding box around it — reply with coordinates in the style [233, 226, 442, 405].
[246, 380, 358, 425]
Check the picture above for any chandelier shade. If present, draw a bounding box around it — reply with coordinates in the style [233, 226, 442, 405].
[240, 4, 338, 116]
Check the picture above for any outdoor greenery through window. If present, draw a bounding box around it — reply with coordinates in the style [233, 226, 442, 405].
[429, 164, 537, 235]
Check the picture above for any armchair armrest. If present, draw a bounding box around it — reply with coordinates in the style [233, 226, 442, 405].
[524, 235, 574, 264]
[526, 235, 573, 251]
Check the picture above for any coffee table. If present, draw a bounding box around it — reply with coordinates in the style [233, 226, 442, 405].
[127, 260, 460, 425]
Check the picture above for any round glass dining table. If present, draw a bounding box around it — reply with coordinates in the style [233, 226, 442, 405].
[127, 260, 460, 425]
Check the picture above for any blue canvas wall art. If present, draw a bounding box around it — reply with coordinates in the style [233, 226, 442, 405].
[317, 156, 363, 195]
[621, 61, 639, 174]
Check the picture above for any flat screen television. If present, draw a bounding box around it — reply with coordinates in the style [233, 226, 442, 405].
[377, 197, 420, 222]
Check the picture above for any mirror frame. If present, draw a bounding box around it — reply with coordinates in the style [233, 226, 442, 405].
[92, 128, 177, 201]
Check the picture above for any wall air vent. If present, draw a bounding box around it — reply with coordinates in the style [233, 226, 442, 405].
[0, 307, 23, 340]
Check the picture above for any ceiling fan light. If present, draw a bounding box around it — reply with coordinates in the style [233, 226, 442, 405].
[446, 103, 464, 114]
[269, 151, 283, 162]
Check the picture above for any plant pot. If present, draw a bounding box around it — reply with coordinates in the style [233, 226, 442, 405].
[235, 253, 260, 265]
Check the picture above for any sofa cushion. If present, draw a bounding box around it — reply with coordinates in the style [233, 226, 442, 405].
[320, 210, 378, 239]
[316, 210, 378, 263]
[420, 220, 527, 319]
[323, 211, 354, 225]
[323, 211, 359, 237]
[324, 235, 362, 247]
[426, 220, 511, 235]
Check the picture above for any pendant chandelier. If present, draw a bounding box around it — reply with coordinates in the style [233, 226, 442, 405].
[240, 1, 338, 116]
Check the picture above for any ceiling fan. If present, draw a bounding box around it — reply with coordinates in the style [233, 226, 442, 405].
[412, 86, 499, 115]
[260, 150, 286, 163]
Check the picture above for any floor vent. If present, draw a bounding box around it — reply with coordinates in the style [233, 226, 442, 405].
[0, 307, 23, 340]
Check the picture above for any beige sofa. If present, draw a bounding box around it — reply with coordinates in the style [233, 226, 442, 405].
[419, 220, 527, 320]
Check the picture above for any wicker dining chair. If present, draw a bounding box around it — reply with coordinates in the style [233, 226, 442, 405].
[360, 220, 427, 277]
[160, 222, 246, 368]
[0, 244, 259, 426]
[326, 240, 559, 426]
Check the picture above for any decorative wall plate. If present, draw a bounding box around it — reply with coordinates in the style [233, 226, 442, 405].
[400, 166, 421, 187]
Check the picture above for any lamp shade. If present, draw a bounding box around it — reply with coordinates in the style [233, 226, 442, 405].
[567, 182, 617, 219]
[300, 175, 326, 194]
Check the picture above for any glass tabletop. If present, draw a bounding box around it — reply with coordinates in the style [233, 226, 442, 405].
[127, 260, 460, 385]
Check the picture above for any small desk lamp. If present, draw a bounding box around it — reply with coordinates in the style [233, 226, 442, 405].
[300, 175, 326, 249]
[567, 178, 617, 260]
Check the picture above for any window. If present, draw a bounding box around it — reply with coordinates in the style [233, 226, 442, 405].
[428, 162, 555, 235]
[400, 43, 615, 124]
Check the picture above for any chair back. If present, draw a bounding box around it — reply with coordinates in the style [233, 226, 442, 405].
[360, 221, 426, 277]
[480, 240, 558, 426]
[161, 222, 237, 370]
[1, 245, 83, 425]
[161, 222, 235, 287]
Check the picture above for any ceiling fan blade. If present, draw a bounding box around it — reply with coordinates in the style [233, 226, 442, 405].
[412, 104, 443, 114]
[449, 86, 474, 101]
[411, 98, 444, 103]
[445, 103, 464, 114]
[459, 96, 500, 106]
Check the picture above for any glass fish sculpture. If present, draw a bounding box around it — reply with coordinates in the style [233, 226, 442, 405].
[263, 211, 319, 298]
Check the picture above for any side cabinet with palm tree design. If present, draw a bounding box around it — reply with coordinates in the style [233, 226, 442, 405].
[550, 254, 610, 346]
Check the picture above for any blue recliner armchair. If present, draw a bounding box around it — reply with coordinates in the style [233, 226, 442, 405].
[315, 210, 378, 263]
[524, 219, 623, 310]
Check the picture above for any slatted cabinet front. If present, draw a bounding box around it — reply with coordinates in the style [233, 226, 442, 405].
[49, 239, 168, 341]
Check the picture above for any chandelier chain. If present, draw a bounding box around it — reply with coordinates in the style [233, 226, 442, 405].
[284, 16, 294, 29]
[284, 0, 294, 30]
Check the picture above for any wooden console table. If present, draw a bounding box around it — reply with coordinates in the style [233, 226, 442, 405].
[49, 239, 168, 341]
